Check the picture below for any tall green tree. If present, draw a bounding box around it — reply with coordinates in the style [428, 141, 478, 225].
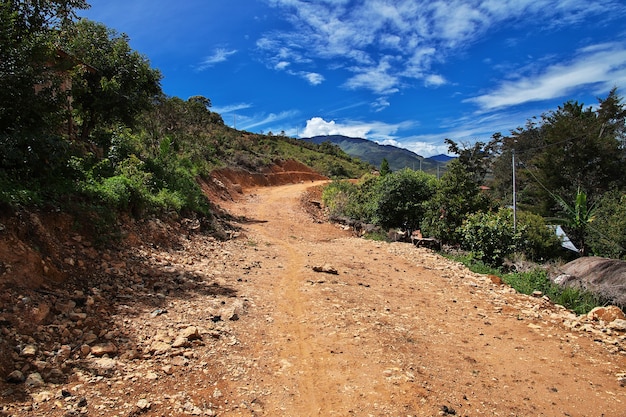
[0, 0, 88, 135]
[422, 140, 496, 244]
[491, 91, 626, 216]
[379, 158, 391, 176]
[61, 19, 162, 145]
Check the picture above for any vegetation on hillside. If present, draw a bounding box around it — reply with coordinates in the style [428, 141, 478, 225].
[323, 90, 626, 265]
[0, 1, 370, 234]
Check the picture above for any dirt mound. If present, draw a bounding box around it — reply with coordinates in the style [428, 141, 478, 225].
[200, 159, 328, 201]
[551, 257, 626, 308]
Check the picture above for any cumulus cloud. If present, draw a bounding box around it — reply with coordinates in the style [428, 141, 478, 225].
[196, 48, 237, 70]
[467, 42, 626, 110]
[300, 117, 413, 142]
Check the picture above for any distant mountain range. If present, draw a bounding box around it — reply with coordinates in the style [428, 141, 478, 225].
[299, 135, 453, 174]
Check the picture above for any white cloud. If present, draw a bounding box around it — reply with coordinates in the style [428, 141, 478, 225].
[259, 0, 619, 94]
[467, 42, 626, 110]
[301, 116, 413, 142]
[298, 71, 325, 85]
[238, 110, 299, 131]
[212, 102, 253, 115]
[380, 138, 451, 158]
[344, 57, 400, 95]
[196, 48, 238, 70]
[424, 74, 447, 87]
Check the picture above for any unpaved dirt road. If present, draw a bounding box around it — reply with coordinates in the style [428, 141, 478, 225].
[217, 182, 625, 416]
[2, 181, 625, 416]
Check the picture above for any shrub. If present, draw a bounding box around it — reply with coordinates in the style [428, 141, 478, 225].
[460, 208, 517, 267]
[516, 210, 562, 261]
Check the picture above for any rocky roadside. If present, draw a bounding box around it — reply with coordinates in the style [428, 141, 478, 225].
[0, 216, 257, 416]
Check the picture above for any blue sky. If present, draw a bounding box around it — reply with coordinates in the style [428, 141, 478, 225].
[80, 0, 626, 157]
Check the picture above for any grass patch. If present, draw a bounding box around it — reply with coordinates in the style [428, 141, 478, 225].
[447, 254, 602, 315]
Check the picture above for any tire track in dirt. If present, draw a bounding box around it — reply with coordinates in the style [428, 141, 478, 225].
[220, 182, 626, 417]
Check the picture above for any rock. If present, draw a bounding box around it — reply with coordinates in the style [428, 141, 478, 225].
[136, 399, 151, 410]
[532, 290, 543, 297]
[179, 326, 201, 341]
[588, 306, 626, 323]
[31, 391, 53, 403]
[80, 344, 91, 357]
[487, 274, 503, 285]
[313, 264, 339, 275]
[25, 372, 45, 388]
[90, 357, 118, 376]
[149, 341, 171, 355]
[57, 345, 71, 361]
[220, 299, 244, 321]
[162, 365, 174, 375]
[607, 319, 626, 332]
[171, 356, 188, 367]
[21, 344, 37, 358]
[7, 370, 25, 383]
[171, 337, 189, 348]
[91, 342, 118, 357]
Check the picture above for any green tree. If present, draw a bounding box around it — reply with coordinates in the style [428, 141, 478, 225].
[0, 0, 88, 135]
[460, 208, 518, 267]
[379, 158, 391, 176]
[492, 92, 626, 217]
[62, 19, 162, 143]
[422, 140, 496, 244]
[372, 168, 436, 231]
[587, 190, 626, 259]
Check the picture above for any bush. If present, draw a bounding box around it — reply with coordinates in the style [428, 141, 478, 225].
[460, 208, 517, 267]
[322, 180, 358, 218]
[587, 190, 626, 259]
[516, 210, 562, 261]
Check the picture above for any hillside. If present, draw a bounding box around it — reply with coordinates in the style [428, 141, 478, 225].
[300, 135, 452, 174]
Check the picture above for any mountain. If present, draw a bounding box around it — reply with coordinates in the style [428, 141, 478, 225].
[299, 135, 452, 174]
[428, 154, 455, 163]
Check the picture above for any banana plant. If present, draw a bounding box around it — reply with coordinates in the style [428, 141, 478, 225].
[550, 188, 597, 256]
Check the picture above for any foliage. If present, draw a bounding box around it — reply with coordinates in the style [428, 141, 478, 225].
[321, 180, 359, 218]
[61, 19, 162, 142]
[322, 170, 436, 231]
[515, 210, 562, 262]
[460, 208, 518, 267]
[422, 158, 494, 244]
[587, 190, 626, 259]
[549, 188, 597, 256]
[379, 158, 391, 176]
[501, 270, 600, 315]
[489, 90, 626, 216]
[372, 169, 436, 230]
[448, 254, 603, 315]
[0, 0, 88, 136]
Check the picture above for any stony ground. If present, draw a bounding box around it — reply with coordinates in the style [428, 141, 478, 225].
[1, 181, 625, 416]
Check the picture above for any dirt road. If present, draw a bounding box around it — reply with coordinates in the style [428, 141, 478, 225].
[2, 181, 625, 416]
[217, 182, 625, 416]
